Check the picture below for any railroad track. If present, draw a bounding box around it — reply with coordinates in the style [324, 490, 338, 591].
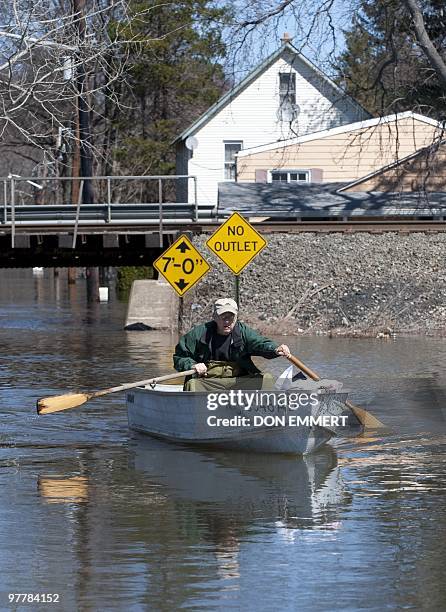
[1, 218, 446, 236]
[239, 220, 446, 234]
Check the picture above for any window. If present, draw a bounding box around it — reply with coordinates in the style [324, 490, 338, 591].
[278, 72, 298, 122]
[270, 170, 310, 183]
[224, 141, 243, 180]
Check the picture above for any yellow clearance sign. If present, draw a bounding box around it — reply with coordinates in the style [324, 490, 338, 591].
[206, 212, 267, 275]
[153, 234, 210, 296]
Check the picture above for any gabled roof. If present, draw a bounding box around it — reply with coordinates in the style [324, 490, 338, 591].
[174, 42, 370, 143]
[236, 111, 442, 157]
[338, 137, 446, 192]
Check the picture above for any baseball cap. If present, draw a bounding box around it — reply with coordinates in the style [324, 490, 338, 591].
[214, 298, 238, 316]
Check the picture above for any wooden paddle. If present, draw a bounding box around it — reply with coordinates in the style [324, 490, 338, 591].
[36, 369, 196, 415]
[286, 354, 385, 429]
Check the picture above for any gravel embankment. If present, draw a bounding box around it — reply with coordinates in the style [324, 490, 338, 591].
[180, 232, 446, 336]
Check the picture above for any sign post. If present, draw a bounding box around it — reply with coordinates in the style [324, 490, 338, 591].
[235, 275, 240, 307]
[153, 234, 210, 297]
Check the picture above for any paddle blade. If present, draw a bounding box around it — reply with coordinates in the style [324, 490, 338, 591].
[346, 401, 385, 429]
[37, 393, 90, 415]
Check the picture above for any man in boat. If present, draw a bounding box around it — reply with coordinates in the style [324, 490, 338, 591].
[173, 297, 291, 392]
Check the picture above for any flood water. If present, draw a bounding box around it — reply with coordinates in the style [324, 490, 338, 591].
[1, 269, 446, 611]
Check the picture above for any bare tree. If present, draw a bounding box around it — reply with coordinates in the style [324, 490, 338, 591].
[0, 0, 145, 203]
[0, 0, 229, 208]
[403, 0, 446, 89]
[226, 0, 446, 94]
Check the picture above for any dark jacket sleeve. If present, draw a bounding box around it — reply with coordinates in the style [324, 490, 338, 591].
[242, 324, 278, 359]
[173, 329, 198, 372]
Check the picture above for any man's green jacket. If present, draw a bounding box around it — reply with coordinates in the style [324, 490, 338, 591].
[173, 321, 279, 375]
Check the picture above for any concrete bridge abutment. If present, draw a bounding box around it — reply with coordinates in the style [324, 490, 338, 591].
[125, 278, 179, 331]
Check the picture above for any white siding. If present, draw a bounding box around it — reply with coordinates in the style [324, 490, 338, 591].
[184, 49, 367, 206]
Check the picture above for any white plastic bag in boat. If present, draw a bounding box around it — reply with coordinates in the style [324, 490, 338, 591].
[274, 365, 296, 391]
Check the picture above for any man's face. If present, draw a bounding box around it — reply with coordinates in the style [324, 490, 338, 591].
[215, 311, 236, 335]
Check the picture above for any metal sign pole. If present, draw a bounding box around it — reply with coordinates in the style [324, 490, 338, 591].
[234, 274, 240, 307]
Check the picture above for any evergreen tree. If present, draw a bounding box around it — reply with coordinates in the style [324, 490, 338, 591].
[100, 0, 229, 183]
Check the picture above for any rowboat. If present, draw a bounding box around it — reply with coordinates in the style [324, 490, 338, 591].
[126, 383, 363, 454]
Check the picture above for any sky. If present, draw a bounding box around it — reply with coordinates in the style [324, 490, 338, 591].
[221, 0, 354, 85]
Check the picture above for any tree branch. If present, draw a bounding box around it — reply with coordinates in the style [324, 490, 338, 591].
[236, 0, 295, 29]
[403, 0, 446, 89]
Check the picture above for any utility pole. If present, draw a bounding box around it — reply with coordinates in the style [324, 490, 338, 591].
[73, 0, 94, 205]
[72, 0, 98, 299]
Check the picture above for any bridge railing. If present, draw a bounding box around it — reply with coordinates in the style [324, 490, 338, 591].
[0, 175, 210, 247]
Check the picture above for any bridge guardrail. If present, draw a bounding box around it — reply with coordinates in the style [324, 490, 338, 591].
[0, 175, 207, 248]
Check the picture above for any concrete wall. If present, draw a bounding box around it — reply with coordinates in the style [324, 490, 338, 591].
[125, 279, 179, 331]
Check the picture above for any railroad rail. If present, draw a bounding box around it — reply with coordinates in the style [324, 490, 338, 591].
[2, 219, 446, 236]
[230, 219, 446, 233]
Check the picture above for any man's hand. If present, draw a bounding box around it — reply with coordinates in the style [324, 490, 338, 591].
[275, 344, 291, 358]
[194, 363, 208, 376]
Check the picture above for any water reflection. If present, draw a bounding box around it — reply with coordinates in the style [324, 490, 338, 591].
[38, 476, 89, 503]
[20, 439, 350, 608]
[338, 433, 446, 496]
[129, 436, 349, 539]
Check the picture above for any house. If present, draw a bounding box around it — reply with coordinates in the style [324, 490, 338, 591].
[174, 36, 370, 207]
[216, 114, 446, 221]
[235, 111, 442, 185]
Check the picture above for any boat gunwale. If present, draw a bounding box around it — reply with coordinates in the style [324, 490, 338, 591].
[130, 386, 350, 403]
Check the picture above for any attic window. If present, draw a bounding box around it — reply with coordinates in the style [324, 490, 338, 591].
[224, 141, 243, 180]
[271, 170, 310, 183]
[278, 72, 298, 122]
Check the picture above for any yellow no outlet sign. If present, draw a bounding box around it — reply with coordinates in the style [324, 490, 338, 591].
[206, 212, 267, 274]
